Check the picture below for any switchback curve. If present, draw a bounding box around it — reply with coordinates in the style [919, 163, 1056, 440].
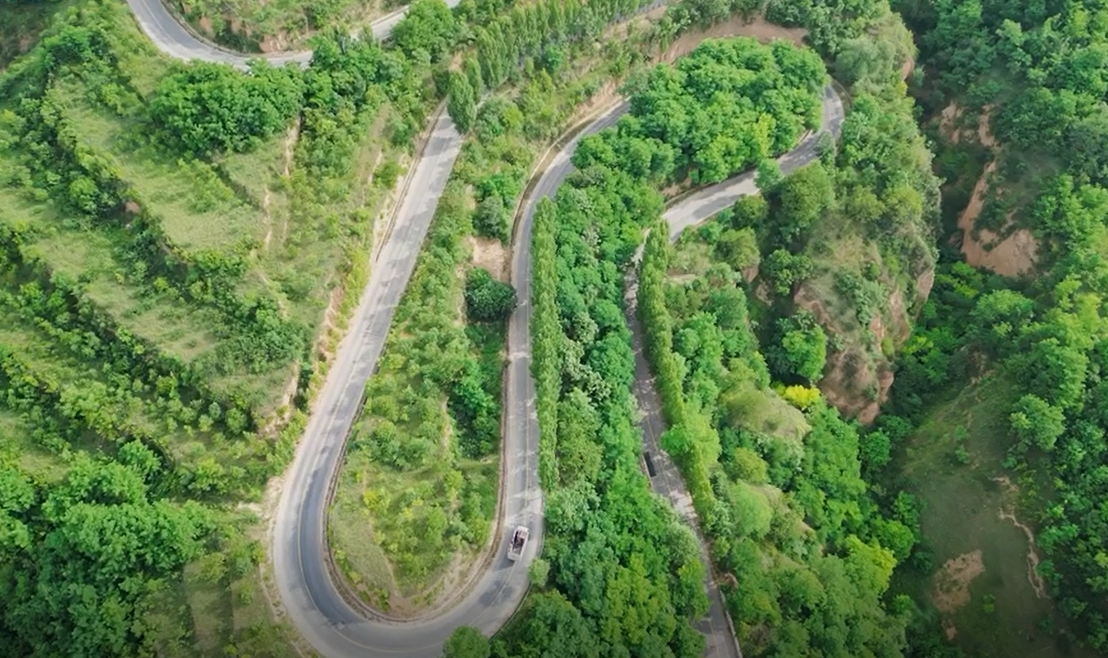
[122, 2, 843, 655]
[624, 81, 845, 658]
[124, 0, 461, 68]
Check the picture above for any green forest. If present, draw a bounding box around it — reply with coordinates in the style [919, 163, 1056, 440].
[3, 0, 1108, 656]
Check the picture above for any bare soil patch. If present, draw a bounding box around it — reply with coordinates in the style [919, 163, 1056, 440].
[794, 282, 892, 424]
[468, 236, 510, 282]
[916, 268, 935, 300]
[939, 103, 997, 148]
[258, 31, 292, 54]
[957, 162, 1039, 277]
[932, 549, 986, 615]
[943, 104, 1040, 276]
[900, 57, 914, 81]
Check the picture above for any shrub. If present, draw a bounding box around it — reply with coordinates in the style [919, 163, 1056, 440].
[464, 268, 516, 322]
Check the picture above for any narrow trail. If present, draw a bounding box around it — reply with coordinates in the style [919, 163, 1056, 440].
[123, 1, 844, 656]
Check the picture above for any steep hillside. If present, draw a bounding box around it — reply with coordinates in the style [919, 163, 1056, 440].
[0, 0, 459, 653]
[877, 0, 1108, 654]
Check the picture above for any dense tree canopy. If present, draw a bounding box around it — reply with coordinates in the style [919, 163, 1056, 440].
[0, 447, 210, 657]
[390, 0, 459, 62]
[577, 37, 825, 185]
[148, 60, 303, 155]
[465, 267, 516, 322]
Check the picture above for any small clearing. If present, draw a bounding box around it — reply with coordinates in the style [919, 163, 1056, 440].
[900, 376, 1099, 658]
[468, 236, 510, 282]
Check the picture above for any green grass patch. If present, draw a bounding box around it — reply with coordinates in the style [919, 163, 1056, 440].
[331, 449, 499, 598]
[723, 382, 810, 447]
[28, 228, 222, 362]
[896, 375, 1097, 658]
[0, 312, 229, 466]
[0, 156, 225, 365]
[0, 408, 67, 481]
[182, 560, 232, 655]
[59, 82, 268, 254]
[670, 234, 714, 277]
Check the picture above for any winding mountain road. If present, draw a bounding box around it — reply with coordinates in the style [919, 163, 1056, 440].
[123, 0, 461, 69]
[121, 2, 844, 656]
[627, 82, 844, 658]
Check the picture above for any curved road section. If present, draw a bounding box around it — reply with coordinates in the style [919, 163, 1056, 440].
[121, 2, 843, 655]
[626, 82, 845, 658]
[124, 0, 462, 69]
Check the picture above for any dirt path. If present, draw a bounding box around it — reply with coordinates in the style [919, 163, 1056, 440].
[280, 121, 297, 235]
[993, 476, 1049, 600]
[662, 15, 807, 61]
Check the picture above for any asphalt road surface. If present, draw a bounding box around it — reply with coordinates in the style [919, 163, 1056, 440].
[123, 0, 463, 69]
[122, 2, 843, 655]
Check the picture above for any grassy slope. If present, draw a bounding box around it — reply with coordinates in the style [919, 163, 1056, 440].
[0, 1, 406, 651]
[172, 0, 394, 52]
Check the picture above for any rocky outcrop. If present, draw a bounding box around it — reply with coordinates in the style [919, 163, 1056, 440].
[795, 260, 933, 425]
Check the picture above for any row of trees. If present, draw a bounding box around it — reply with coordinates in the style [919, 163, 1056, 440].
[524, 165, 708, 657]
[472, 0, 660, 92]
[521, 30, 923, 657]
